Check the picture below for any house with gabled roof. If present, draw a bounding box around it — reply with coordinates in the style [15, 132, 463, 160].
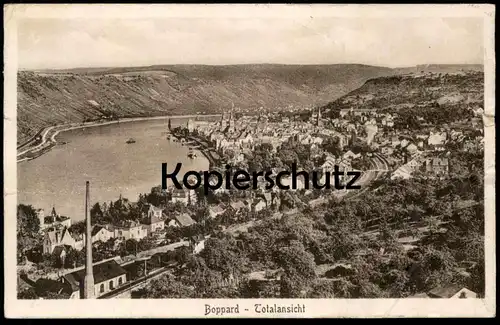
[144, 203, 163, 220]
[230, 200, 248, 212]
[252, 199, 267, 213]
[343, 150, 362, 161]
[168, 213, 196, 228]
[43, 226, 82, 254]
[424, 157, 449, 177]
[60, 259, 128, 299]
[209, 205, 226, 219]
[141, 204, 165, 234]
[144, 214, 165, 234]
[427, 284, 477, 299]
[38, 207, 72, 232]
[170, 187, 197, 205]
[91, 225, 115, 243]
[113, 221, 148, 241]
[171, 187, 189, 205]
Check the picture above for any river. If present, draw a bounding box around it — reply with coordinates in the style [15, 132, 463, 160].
[17, 117, 215, 221]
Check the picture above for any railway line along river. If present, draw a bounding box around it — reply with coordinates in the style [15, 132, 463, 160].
[17, 117, 215, 222]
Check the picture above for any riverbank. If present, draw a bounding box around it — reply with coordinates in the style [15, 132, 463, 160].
[169, 131, 221, 168]
[17, 114, 221, 163]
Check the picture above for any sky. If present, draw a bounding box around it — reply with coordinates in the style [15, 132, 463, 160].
[17, 17, 484, 70]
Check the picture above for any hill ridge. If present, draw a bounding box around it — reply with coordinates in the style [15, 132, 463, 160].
[17, 63, 483, 144]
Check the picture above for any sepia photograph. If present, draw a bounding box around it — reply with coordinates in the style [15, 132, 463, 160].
[4, 4, 495, 318]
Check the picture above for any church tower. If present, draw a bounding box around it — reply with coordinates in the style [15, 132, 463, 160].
[230, 103, 235, 122]
[219, 110, 227, 131]
[228, 102, 235, 131]
[316, 107, 322, 127]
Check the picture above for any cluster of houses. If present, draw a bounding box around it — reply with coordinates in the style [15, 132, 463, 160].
[39, 202, 199, 257]
[194, 108, 350, 160]
[191, 108, 389, 180]
[18, 258, 129, 299]
[25, 195, 212, 299]
[186, 100, 483, 188]
[387, 126, 482, 180]
[180, 108, 375, 201]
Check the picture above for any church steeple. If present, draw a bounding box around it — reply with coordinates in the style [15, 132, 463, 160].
[228, 102, 235, 130]
[230, 102, 235, 121]
[316, 107, 322, 127]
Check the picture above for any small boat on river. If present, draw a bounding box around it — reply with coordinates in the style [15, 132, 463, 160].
[187, 148, 197, 159]
[126, 138, 136, 144]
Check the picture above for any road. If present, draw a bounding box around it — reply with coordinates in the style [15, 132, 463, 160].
[17, 114, 222, 162]
[17, 126, 55, 157]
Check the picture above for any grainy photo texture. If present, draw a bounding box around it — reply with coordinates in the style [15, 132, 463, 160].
[4, 4, 495, 318]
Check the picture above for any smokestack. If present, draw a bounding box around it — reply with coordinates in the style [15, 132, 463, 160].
[83, 181, 94, 299]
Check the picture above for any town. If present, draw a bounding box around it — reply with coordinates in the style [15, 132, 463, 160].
[17, 70, 484, 300]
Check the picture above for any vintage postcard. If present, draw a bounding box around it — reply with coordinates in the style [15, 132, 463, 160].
[4, 3, 496, 318]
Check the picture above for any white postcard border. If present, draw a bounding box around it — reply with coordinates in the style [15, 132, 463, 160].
[3, 3, 496, 318]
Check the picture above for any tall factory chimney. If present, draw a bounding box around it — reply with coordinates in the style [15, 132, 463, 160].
[83, 181, 94, 299]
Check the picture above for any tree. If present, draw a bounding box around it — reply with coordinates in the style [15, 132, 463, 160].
[64, 247, 84, 269]
[68, 221, 85, 236]
[273, 240, 316, 298]
[175, 246, 192, 265]
[146, 186, 167, 207]
[90, 203, 104, 224]
[165, 226, 183, 243]
[193, 206, 210, 224]
[308, 280, 337, 298]
[125, 239, 139, 256]
[133, 274, 193, 298]
[200, 237, 244, 278]
[18, 287, 38, 299]
[322, 137, 342, 156]
[278, 149, 299, 169]
[469, 261, 485, 297]
[17, 204, 42, 262]
[138, 237, 155, 252]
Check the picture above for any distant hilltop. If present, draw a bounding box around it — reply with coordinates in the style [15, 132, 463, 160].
[395, 64, 483, 74]
[27, 63, 484, 75]
[320, 68, 484, 117]
[17, 64, 394, 144]
[17, 63, 482, 144]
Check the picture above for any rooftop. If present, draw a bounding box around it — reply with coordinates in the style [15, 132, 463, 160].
[63, 259, 127, 287]
[34, 278, 73, 298]
[428, 284, 466, 298]
[174, 213, 196, 227]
